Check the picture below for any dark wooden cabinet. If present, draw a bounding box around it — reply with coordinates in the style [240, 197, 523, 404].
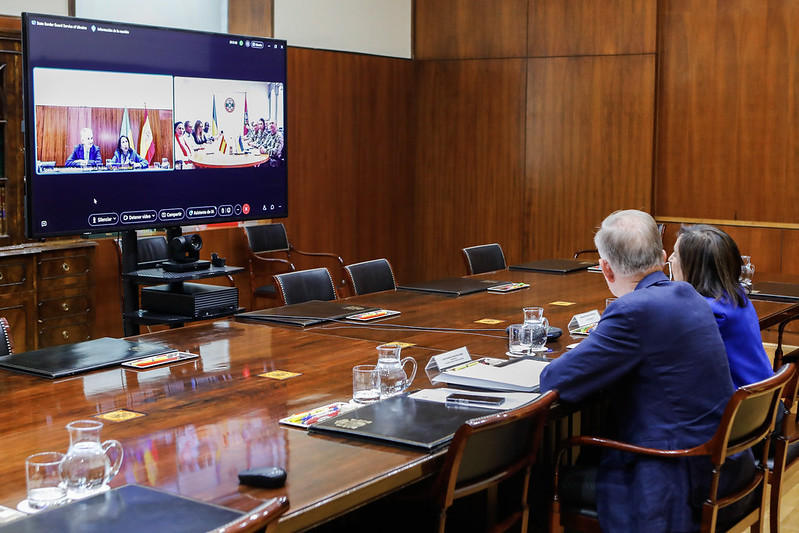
[0, 242, 96, 352]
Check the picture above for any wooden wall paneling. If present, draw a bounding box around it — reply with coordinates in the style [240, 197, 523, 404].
[228, 0, 273, 38]
[414, 0, 528, 60]
[0, 38, 24, 244]
[779, 229, 799, 276]
[525, 55, 656, 261]
[414, 59, 527, 281]
[656, 0, 799, 223]
[91, 239, 124, 339]
[284, 48, 361, 277]
[528, 0, 657, 57]
[350, 54, 415, 284]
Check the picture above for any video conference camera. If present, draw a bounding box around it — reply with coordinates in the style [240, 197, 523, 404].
[161, 234, 212, 272]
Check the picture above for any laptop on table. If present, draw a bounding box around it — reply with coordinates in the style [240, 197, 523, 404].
[509, 259, 597, 274]
[236, 300, 379, 327]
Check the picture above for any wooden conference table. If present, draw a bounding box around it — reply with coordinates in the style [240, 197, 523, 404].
[0, 269, 796, 531]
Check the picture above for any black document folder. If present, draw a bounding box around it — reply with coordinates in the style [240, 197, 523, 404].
[236, 300, 379, 327]
[397, 277, 507, 297]
[309, 394, 499, 451]
[0, 484, 242, 533]
[749, 281, 799, 302]
[0, 337, 174, 379]
[510, 259, 596, 274]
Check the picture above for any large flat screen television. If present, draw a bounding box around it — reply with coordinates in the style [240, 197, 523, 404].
[22, 13, 288, 239]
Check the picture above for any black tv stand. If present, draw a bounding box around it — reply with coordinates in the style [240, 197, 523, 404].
[120, 229, 244, 336]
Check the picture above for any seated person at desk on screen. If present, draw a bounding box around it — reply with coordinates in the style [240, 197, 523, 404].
[65, 127, 102, 167]
[110, 135, 148, 169]
[174, 121, 193, 165]
[540, 209, 754, 533]
[670, 224, 774, 388]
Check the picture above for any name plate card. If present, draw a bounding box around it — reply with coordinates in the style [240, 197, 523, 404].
[425, 346, 472, 371]
[568, 309, 601, 335]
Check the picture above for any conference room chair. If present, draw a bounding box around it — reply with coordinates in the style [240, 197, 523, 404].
[422, 390, 559, 533]
[273, 267, 339, 306]
[767, 366, 799, 533]
[210, 496, 289, 533]
[549, 364, 795, 533]
[0, 317, 13, 356]
[461, 243, 507, 275]
[343, 258, 397, 296]
[244, 224, 344, 306]
[574, 223, 667, 259]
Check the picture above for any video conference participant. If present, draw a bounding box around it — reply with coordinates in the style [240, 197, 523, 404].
[65, 127, 102, 167]
[669, 224, 773, 388]
[110, 135, 148, 169]
[260, 119, 284, 166]
[540, 209, 755, 533]
[174, 121, 193, 166]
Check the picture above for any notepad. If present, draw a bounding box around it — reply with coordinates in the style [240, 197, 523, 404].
[430, 357, 549, 393]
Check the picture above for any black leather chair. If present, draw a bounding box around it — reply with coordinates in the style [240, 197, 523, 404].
[244, 224, 344, 306]
[343, 259, 397, 296]
[461, 243, 507, 275]
[0, 317, 13, 356]
[273, 267, 338, 306]
[550, 364, 795, 533]
[423, 390, 559, 533]
[767, 366, 799, 533]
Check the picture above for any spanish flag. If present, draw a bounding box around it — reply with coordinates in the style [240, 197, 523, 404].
[139, 107, 155, 163]
[218, 133, 227, 154]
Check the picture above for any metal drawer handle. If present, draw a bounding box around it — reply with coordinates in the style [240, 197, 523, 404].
[62, 330, 70, 340]
[62, 263, 70, 272]
[0, 272, 3, 281]
[62, 302, 70, 312]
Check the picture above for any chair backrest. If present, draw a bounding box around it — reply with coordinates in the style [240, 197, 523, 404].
[433, 390, 558, 530]
[136, 236, 170, 267]
[245, 224, 290, 254]
[461, 243, 507, 275]
[343, 259, 397, 296]
[209, 496, 289, 533]
[0, 317, 13, 357]
[273, 267, 338, 305]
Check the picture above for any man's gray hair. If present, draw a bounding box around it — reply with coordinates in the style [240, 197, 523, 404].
[594, 210, 663, 276]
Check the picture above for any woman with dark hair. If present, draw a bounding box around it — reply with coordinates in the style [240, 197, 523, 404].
[110, 135, 148, 169]
[669, 224, 773, 387]
[192, 119, 207, 145]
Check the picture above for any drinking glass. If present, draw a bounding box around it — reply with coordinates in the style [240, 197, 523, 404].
[352, 365, 380, 404]
[508, 324, 532, 356]
[26, 452, 67, 510]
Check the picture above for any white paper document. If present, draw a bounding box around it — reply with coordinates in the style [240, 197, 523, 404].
[430, 358, 549, 393]
[410, 388, 540, 410]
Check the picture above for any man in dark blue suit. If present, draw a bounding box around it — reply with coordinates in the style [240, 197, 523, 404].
[540, 209, 754, 532]
[65, 127, 102, 167]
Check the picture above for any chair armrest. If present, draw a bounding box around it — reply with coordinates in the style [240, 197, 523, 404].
[573, 249, 598, 259]
[556, 435, 703, 460]
[250, 255, 296, 271]
[289, 246, 344, 267]
[209, 496, 289, 533]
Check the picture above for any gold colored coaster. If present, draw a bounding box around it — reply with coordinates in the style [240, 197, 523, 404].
[259, 370, 302, 380]
[549, 301, 577, 306]
[94, 409, 146, 423]
[387, 341, 416, 348]
[475, 319, 503, 325]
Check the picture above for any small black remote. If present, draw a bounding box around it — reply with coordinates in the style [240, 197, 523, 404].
[238, 466, 287, 488]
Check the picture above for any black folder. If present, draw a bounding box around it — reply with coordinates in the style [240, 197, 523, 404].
[0, 484, 242, 533]
[236, 300, 379, 327]
[397, 277, 508, 297]
[509, 259, 597, 274]
[749, 281, 799, 302]
[309, 394, 499, 451]
[0, 337, 174, 379]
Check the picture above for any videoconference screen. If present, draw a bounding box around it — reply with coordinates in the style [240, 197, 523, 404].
[22, 13, 288, 238]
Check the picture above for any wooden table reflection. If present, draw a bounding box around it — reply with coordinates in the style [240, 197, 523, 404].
[189, 149, 269, 169]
